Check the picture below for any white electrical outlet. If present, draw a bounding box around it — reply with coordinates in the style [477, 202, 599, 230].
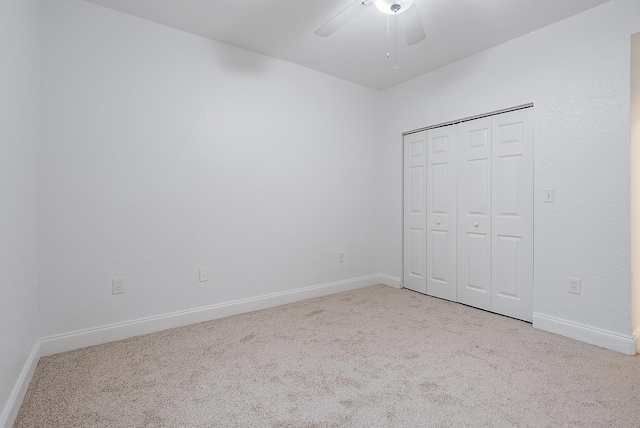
[112, 278, 124, 295]
[338, 252, 344, 263]
[568, 277, 581, 295]
[199, 269, 208, 282]
[543, 189, 554, 203]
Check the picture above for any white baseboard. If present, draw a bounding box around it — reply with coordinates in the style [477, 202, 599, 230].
[533, 313, 637, 356]
[0, 340, 40, 428]
[634, 326, 640, 354]
[378, 274, 402, 289]
[40, 274, 389, 357]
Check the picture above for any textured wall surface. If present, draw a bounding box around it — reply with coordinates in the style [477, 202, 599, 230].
[0, 0, 40, 417]
[39, 0, 382, 338]
[378, 0, 640, 336]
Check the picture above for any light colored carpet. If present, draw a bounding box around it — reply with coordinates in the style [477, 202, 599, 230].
[15, 285, 640, 427]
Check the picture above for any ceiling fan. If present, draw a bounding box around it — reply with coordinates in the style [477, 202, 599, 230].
[315, 0, 426, 46]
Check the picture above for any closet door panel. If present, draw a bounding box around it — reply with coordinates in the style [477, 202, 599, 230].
[426, 125, 457, 301]
[403, 131, 427, 293]
[491, 109, 534, 321]
[457, 118, 492, 310]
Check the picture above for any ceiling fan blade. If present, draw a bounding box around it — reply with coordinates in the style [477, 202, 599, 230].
[398, 4, 426, 46]
[315, 0, 372, 37]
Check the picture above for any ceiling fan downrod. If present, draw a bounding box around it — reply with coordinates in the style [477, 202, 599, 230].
[392, 13, 399, 70]
[385, 5, 401, 70]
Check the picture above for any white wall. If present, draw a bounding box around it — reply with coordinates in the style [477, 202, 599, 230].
[0, 0, 41, 424]
[39, 0, 382, 340]
[3, 0, 637, 422]
[631, 32, 640, 341]
[378, 0, 640, 342]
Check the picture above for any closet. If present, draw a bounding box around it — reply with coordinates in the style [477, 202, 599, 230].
[403, 107, 533, 322]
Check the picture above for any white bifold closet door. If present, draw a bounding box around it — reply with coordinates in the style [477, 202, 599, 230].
[403, 107, 534, 322]
[457, 108, 534, 321]
[426, 125, 457, 301]
[490, 109, 534, 321]
[403, 131, 427, 293]
[457, 117, 492, 311]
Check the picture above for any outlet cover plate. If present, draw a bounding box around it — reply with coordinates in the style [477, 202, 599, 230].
[568, 277, 581, 295]
[112, 278, 124, 295]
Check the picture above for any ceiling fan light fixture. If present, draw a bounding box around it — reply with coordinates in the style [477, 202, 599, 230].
[373, 0, 415, 15]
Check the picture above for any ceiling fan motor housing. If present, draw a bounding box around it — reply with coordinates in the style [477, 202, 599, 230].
[373, 0, 415, 15]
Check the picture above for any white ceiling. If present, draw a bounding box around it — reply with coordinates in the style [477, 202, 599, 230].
[85, 0, 610, 90]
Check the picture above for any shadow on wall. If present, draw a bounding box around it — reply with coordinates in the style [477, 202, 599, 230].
[212, 43, 272, 74]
